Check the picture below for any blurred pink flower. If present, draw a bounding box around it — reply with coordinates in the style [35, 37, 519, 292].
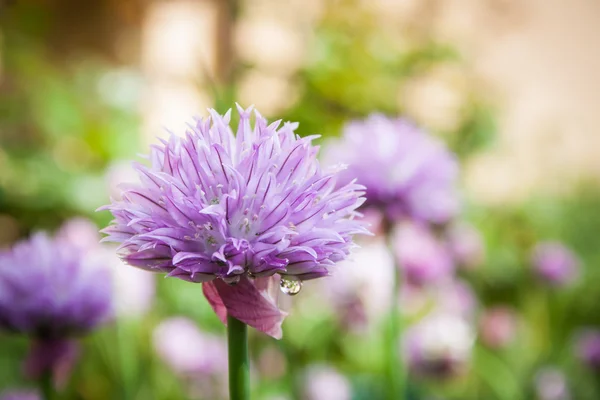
[446, 222, 485, 269]
[303, 365, 351, 400]
[531, 241, 579, 286]
[153, 317, 227, 376]
[574, 328, 600, 370]
[534, 367, 571, 400]
[479, 306, 517, 349]
[0, 390, 40, 400]
[395, 222, 454, 286]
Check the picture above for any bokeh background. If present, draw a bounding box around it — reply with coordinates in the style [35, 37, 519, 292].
[1, 0, 600, 399]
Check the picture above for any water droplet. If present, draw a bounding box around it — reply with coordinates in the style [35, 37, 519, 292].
[280, 278, 302, 296]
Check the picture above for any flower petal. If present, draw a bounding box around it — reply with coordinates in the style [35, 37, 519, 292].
[202, 276, 287, 339]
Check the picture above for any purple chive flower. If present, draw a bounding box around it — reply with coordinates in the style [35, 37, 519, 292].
[395, 222, 454, 287]
[100, 105, 368, 338]
[531, 241, 579, 286]
[0, 222, 112, 382]
[324, 114, 459, 225]
[153, 317, 227, 399]
[575, 329, 600, 370]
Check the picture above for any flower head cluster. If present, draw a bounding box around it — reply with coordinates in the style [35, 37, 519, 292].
[101, 105, 368, 337]
[575, 329, 600, 370]
[0, 229, 112, 339]
[324, 114, 459, 225]
[0, 222, 112, 381]
[531, 241, 579, 286]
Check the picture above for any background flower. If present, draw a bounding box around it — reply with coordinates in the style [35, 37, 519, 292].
[395, 222, 455, 286]
[531, 241, 579, 286]
[479, 306, 518, 349]
[323, 114, 460, 225]
[574, 329, 600, 370]
[303, 364, 351, 400]
[403, 312, 474, 379]
[534, 367, 571, 400]
[0, 390, 40, 400]
[0, 221, 113, 382]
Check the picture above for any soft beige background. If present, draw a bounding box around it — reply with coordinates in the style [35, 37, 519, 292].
[140, 0, 600, 205]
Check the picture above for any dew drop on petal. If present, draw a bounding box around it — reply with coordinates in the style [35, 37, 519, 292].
[280, 278, 302, 296]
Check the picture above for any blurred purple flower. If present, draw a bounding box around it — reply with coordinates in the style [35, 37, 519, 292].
[403, 312, 474, 379]
[395, 222, 454, 286]
[0, 222, 112, 382]
[153, 317, 227, 376]
[575, 329, 600, 370]
[479, 306, 517, 349]
[534, 367, 571, 400]
[446, 222, 485, 269]
[324, 114, 459, 225]
[531, 242, 579, 286]
[100, 105, 368, 338]
[303, 365, 351, 400]
[0, 390, 40, 400]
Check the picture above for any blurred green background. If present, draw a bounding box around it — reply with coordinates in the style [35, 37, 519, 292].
[1, 0, 600, 399]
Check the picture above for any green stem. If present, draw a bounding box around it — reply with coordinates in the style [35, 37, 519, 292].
[116, 319, 135, 400]
[39, 371, 53, 400]
[227, 315, 250, 400]
[386, 230, 405, 400]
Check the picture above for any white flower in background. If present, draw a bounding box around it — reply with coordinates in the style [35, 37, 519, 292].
[303, 364, 351, 400]
[324, 238, 394, 329]
[404, 312, 475, 379]
[105, 250, 155, 318]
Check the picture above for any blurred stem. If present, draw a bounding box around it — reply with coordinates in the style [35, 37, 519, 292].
[228, 316, 250, 400]
[116, 320, 135, 400]
[385, 228, 405, 400]
[39, 372, 53, 400]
